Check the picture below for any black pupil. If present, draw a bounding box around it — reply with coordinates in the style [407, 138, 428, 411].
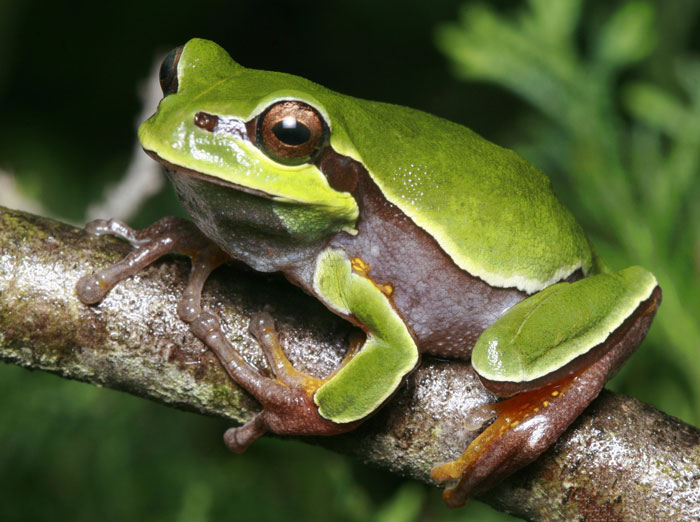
[272, 118, 310, 145]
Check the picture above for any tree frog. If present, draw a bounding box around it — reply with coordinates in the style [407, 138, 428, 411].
[76, 39, 661, 507]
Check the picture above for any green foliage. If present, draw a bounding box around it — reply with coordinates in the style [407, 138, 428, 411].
[437, 0, 700, 424]
[596, 1, 656, 67]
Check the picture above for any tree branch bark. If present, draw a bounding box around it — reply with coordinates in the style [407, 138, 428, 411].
[0, 206, 698, 521]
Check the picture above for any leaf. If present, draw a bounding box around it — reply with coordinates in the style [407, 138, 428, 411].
[525, 0, 582, 45]
[595, 1, 656, 67]
[623, 82, 688, 137]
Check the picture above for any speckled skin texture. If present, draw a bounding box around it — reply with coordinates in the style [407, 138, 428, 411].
[315, 149, 526, 358]
[164, 134, 528, 361]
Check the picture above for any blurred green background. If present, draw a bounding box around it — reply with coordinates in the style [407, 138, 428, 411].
[0, 1, 698, 521]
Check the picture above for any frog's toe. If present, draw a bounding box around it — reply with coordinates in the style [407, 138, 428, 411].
[246, 312, 327, 391]
[84, 218, 139, 242]
[77, 216, 217, 305]
[76, 273, 113, 304]
[224, 414, 267, 453]
[248, 312, 276, 344]
[222, 388, 359, 453]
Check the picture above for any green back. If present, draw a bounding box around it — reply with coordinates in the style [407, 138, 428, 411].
[146, 39, 593, 292]
[329, 100, 593, 292]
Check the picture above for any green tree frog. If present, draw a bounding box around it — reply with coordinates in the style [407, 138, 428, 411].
[77, 39, 661, 507]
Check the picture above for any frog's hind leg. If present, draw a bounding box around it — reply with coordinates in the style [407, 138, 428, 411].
[431, 284, 661, 507]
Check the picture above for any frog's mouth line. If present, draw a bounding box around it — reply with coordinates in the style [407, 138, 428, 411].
[143, 148, 277, 201]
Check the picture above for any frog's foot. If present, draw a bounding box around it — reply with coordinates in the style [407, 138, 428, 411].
[431, 368, 591, 508]
[190, 311, 361, 453]
[76, 216, 225, 305]
[431, 286, 661, 508]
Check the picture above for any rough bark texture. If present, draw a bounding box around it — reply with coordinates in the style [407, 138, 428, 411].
[0, 206, 698, 521]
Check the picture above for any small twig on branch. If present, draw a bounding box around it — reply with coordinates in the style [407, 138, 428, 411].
[0, 206, 698, 521]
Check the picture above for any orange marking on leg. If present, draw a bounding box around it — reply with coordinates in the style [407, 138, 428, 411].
[351, 257, 395, 297]
[351, 256, 370, 275]
[431, 367, 586, 485]
[253, 315, 326, 394]
[378, 283, 394, 296]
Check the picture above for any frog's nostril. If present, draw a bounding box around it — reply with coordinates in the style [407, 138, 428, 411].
[194, 111, 219, 132]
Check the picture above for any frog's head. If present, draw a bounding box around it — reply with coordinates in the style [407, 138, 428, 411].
[139, 38, 359, 270]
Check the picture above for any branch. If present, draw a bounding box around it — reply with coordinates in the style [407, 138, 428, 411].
[0, 206, 698, 520]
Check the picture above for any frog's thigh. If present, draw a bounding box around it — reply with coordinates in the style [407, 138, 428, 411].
[471, 266, 658, 392]
[432, 267, 660, 507]
[312, 248, 419, 424]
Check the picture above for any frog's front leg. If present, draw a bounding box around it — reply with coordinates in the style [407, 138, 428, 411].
[77, 223, 409, 448]
[76, 218, 357, 447]
[432, 267, 661, 507]
[188, 247, 420, 449]
[189, 310, 361, 453]
[76, 216, 227, 305]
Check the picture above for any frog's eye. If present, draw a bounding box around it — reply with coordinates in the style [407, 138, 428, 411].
[256, 101, 327, 166]
[159, 46, 183, 96]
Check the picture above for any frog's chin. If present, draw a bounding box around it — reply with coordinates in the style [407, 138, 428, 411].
[143, 148, 277, 201]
